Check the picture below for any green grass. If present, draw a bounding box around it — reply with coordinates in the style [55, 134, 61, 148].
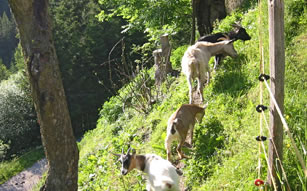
[0, 147, 45, 184]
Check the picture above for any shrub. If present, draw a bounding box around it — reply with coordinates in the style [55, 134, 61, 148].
[0, 72, 40, 159]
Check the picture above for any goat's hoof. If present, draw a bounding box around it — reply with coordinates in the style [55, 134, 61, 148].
[179, 155, 190, 160]
[183, 142, 193, 149]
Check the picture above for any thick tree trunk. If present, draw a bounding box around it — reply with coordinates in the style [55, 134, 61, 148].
[194, 0, 226, 36]
[8, 0, 79, 190]
[191, 0, 196, 44]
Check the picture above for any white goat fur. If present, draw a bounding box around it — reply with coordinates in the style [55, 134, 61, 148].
[143, 154, 180, 191]
[181, 40, 238, 104]
[118, 151, 180, 191]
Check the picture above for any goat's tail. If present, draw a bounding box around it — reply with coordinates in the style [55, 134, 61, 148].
[181, 54, 197, 76]
[161, 179, 179, 191]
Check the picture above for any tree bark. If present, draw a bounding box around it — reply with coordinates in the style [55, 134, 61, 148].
[8, 0, 79, 190]
[191, 0, 196, 44]
[194, 0, 226, 36]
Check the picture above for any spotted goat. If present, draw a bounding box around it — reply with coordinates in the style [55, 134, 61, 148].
[113, 148, 180, 191]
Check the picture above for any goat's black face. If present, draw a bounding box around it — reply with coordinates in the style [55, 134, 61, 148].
[236, 27, 251, 41]
[119, 154, 131, 175]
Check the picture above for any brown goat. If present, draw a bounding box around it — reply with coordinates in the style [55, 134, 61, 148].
[165, 103, 208, 161]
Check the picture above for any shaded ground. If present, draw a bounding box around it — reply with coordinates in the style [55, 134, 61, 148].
[0, 159, 47, 191]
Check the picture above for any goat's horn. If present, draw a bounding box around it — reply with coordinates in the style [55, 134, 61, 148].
[232, 21, 241, 28]
[126, 147, 131, 155]
[217, 37, 226, 41]
[110, 152, 122, 157]
[217, 34, 230, 41]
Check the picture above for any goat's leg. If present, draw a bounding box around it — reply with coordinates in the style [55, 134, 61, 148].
[187, 76, 193, 104]
[165, 135, 173, 162]
[195, 77, 203, 103]
[207, 70, 210, 85]
[197, 77, 204, 103]
[177, 139, 188, 160]
[189, 124, 194, 146]
[213, 54, 222, 69]
[146, 183, 152, 191]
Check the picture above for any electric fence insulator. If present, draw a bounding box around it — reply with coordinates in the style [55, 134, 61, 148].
[254, 179, 264, 186]
[258, 74, 270, 82]
[256, 105, 268, 113]
[256, 136, 267, 141]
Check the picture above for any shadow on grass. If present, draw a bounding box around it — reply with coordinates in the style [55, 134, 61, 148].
[211, 55, 252, 97]
[192, 117, 225, 160]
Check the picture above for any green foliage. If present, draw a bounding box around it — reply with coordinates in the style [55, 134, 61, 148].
[49, 0, 149, 135]
[0, 72, 39, 159]
[0, 140, 9, 161]
[9, 43, 25, 73]
[284, 0, 307, 43]
[170, 45, 189, 69]
[97, 0, 192, 45]
[0, 147, 44, 184]
[0, 59, 10, 81]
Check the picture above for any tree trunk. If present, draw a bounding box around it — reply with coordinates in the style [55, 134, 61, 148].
[195, 0, 226, 36]
[8, 0, 79, 190]
[191, 0, 196, 44]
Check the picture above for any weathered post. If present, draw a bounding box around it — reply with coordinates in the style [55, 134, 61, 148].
[153, 34, 172, 86]
[267, 0, 285, 190]
[160, 34, 172, 74]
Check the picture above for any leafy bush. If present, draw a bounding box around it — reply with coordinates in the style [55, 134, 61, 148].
[0, 59, 10, 81]
[170, 45, 188, 69]
[0, 72, 40, 159]
[0, 140, 9, 161]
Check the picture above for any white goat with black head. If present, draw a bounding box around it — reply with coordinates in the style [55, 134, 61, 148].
[198, 22, 251, 69]
[181, 38, 238, 104]
[113, 148, 180, 191]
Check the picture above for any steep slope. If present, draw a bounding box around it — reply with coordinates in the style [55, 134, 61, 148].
[77, 3, 306, 191]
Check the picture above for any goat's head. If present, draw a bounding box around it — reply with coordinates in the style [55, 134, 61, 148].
[195, 103, 208, 123]
[112, 147, 136, 175]
[217, 37, 238, 58]
[232, 22, 251, 41]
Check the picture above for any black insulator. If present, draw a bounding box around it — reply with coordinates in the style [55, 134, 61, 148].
[256, 136, 267, 141]
[256, 105, 268, 113]
[258, 74, 270, 82]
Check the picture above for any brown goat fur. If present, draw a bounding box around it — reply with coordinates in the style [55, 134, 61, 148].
[165, 104, 208, 161]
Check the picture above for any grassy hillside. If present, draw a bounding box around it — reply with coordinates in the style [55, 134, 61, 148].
[77, 1, 306, 190]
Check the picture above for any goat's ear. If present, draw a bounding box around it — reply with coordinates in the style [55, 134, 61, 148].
[132, 148, 136, 155]
[126, 147, 131, 155]
[202, 102, 209, 109]
[232, 21, 242, 28]
[173, 118, 179, 124]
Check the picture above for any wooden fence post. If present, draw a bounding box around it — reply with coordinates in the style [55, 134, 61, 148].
[267, 0, 285, 190]
[153, 34, 172, 86]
